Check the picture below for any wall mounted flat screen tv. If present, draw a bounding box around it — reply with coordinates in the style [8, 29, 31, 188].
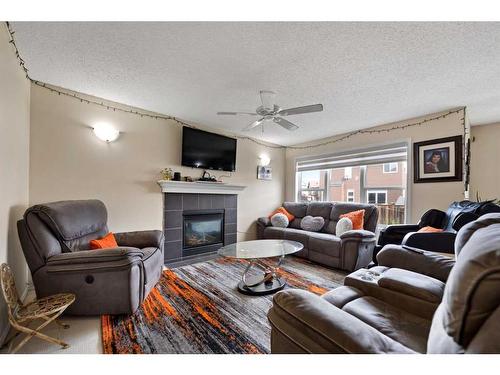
[182, 127, 237, 172]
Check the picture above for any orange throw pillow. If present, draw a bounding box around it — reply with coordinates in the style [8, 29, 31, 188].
[269, 207, 295, 222]
[90, 232, 118, 250]
[417, 226, 444, 233]
[339, 209, 365, 230]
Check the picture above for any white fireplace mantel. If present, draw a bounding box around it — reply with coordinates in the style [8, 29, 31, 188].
[157, 180, 247, 195]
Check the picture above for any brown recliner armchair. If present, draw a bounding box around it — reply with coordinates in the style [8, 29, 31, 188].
[268, 213, 500, 353]
[17, 200, 164, 315]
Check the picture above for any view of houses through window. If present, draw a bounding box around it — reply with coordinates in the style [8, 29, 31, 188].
[297, 161, 407, 225]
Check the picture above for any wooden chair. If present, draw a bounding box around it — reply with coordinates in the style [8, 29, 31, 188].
[0, 263, 75, 353]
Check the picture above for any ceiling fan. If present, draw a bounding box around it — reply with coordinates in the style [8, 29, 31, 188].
[216, 90, 323, 131]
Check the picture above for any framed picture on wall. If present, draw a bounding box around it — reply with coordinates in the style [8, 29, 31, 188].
[413, 135, 462, 183]
[257, 166, 272, 180]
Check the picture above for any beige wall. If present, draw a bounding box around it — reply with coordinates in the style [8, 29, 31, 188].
[29, 83, 286, 241]
[470, 123, 500, 201]
[0, 24, 31, 342]
[286, 109, 467, 223]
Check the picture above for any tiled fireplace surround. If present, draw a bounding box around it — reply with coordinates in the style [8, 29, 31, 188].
[163, 193, 238, 263]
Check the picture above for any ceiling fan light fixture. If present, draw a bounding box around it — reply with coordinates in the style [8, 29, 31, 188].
[216, 90, 324, 132]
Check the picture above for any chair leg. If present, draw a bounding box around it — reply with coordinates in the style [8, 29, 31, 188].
[9, 309, 70, 353]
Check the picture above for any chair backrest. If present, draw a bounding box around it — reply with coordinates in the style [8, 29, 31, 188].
[442, 200, 500, 232]
[427, 213, 500, 353]
[17, 200, 109, 273]
[0, 263, 21, 313]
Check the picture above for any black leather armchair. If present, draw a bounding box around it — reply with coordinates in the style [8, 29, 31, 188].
[375, 200, 500, 259]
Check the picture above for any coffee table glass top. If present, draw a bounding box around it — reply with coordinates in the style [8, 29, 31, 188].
[218, 239, 303, 259]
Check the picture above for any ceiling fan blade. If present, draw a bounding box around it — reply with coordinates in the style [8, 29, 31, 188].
[273, 117, 299, 131]
[217, 111, 258, 116]
[259, 90, 276, 110]
[243, 118, 265, 131]
[278, 104, 323, 116]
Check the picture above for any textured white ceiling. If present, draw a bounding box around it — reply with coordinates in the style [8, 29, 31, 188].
[11, 22, 500, 146]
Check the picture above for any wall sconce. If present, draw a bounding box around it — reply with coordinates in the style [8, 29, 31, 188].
[92, 122, 120, 142]
[258, 154, 271, 166]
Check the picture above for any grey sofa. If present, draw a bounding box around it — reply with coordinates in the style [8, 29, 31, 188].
[267, 213, 500, 353]
[17, 199, 164, 315]
[257, 202, 379, 271]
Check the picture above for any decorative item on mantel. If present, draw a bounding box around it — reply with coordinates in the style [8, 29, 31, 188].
[160, 167, 174, 180]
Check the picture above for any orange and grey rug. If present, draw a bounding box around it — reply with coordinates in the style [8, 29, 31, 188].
[101, 256, 346, 354]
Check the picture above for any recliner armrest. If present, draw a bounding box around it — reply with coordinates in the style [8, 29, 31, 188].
[382, 224, 420, 233]
[401, 231, 456, 253]
[377, 224, 420, 247]
[114, 230, 164, 249]
[46, 247, 143, 268]
[377, 268, 445, 303]
[268, 289, 414, 353]
[339, 229, 376, 241]
[376, 244, 455, 282]
[257, 217, 271, 227]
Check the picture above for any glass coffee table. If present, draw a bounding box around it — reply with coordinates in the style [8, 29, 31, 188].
[218, 239, 303, 295]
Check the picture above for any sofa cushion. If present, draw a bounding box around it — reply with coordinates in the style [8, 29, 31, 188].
[306, 202, 333, 219]
[269, 207, 295, 222]
[378, 268, 445, 303]
[327, 203, 378, 234]
[288, 218, 303, 229]
[90, 232, 118, 250]
[305, 202, 332, 231]
[300, 216, 325, 232]
[336, 217, 353, 236]
[270, 213, 289, 228]
[340, 209, 365, 230]
[343, 296, 431, 353]
[322, 286, 363, 308]
[283, 202, 308, 219]
[308, 232, 341, 257]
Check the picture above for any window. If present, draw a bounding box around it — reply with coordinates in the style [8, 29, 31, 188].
[383, 162, 398, 173]
[367, 190, 387, 204]
[346, 189, 354, 202]
[297, 170, 327, 202]
[344, 167, 352, 179]
[296, 143, 408, 225]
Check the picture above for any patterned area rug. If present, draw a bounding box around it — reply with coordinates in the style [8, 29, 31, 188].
[101, 256, 346, 354]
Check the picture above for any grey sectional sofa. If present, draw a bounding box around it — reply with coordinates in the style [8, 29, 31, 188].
[257, 202, 379, 272]
[267, 213, 500, 353]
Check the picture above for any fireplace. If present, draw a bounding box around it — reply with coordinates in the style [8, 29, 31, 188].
[183, 210, 224, 250]
[163, 192, 238, 263]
